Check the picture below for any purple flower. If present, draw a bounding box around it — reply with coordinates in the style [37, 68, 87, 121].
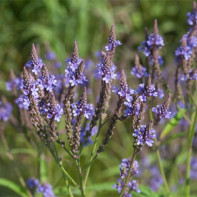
[80, 124, 98, 146]
[72, 102, 95, 120]
[96, 56, 117, 83]
[133, 125, 156, 147]
[26, 178, 40, 189]
[157, 88, 164, 99]
[175, 45, 192, 61]
[131, 66, 146, 78]
[150, 55, 164, 65]
[15, 95, 30, 110]
[149, 166, 163, 191]
[53, 61, 62, 68]
[152, 104, 171, 120]
[136, 83, 157, 102]
[187, 10, 197, 26]
[0, 101, 12, 121]
[113, 158, 140, 196]
[25, 58, 44, 75]
[65, 58, 87, 86]
[6, 78, 21, 91]
[45, 51, 56, 60]
[124, 99, 141, 117]
[36, 183, 55, 197]
[105, 40, 121, 51]
[105, 24, 121, 51]
[147, 33, 164, 48]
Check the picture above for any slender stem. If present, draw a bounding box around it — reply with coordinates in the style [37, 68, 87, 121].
[185, 110, 197, 197]
[60, 164, 78, 187]
[119, 148, 139, 197]
[84, 117, 102, 187]
[155, 138, 171, 196]
[76, 160, 86, 197]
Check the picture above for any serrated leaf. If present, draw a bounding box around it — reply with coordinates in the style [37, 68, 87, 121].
[160, 108, 186, 139]
[0, 178, 27, 197]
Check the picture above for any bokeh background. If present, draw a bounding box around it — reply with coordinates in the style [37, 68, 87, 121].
[0, 0, 197, 196]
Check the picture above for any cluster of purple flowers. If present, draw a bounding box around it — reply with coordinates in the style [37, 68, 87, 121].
[72, 100, 95, 120]
[96, 55, 117, 83]
[133, 125, 156, 147]
[80, 124, 98, 146]
[175, 4, 197, 81]
[65, 43, 87, 86]
[16, 48, 63, 122]
[25, 57, 44, 76]
[131, 66, 146, 79]
[0, 101, 12, 122]
[113, 158, 140, 196]
[138, 26, 164, 66]
[190, 157, 197, 179]
[152, 104, 171, 120]
[26, 178, 55, 197]
[6, 77, 21, 91]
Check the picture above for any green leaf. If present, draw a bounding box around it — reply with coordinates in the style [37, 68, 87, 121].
[160, 108, 186, 139]
[40, 154, 47, 182]
[11, 148, 37, 156]
[0, 178, 27, 197]
[86, 182, 115, 191]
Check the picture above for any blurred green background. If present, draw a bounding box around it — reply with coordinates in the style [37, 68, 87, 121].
[0, 0, 197, 196]
[0, 0, 195, 80]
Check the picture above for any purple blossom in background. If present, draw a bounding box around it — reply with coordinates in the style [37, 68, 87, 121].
[26, 178, 40, 189]
[181, 70, 197, 81]
[187, 9, 197, 26]
[0, 101, 12, 121]
[6, 78, 21, 91]
[175, 45, 192, 61]
[150, 55, 164, 65]
[149, 166, 163, 191]
[133, 125, 156, 147]
[139, 33, 164, 57]
[157, 88, 164, 99]
[190, 157, 197, 179]
[27, 178, 55, 197]
[147, 33, 164, 49]
[36, 183, 55, 197]
[15, 95, 30, 110]
[80, 124, 98, 146]
[45, 51, 56, 60]
[113, 158, 140, 196]
[53, 61, 62, 69]
[131, 66, 146, 78]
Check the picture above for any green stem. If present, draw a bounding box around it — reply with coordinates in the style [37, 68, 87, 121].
[84, 117, 102, 187]
[60, 164, 78, 187]
[119, 148, 139, 197]
[76, 160, 86, 197]
[185, 110, 197, 197]
[155, 138, 171, 196]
